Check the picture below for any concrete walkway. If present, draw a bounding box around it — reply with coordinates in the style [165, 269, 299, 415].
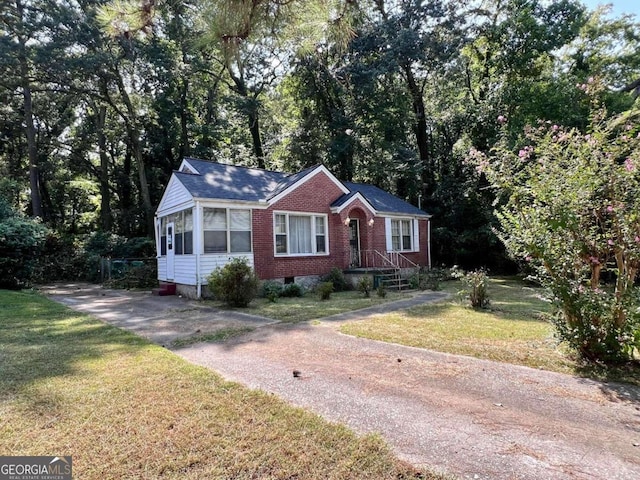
[43, 284, 640, 480]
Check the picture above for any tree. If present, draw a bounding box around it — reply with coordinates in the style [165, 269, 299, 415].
[476, 81, 640, 363]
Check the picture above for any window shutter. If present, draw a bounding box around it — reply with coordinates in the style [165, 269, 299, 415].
[413, 219, 420, 252]
[385, 217, 392, 252]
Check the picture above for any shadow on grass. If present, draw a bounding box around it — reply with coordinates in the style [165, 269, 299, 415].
[575, 361, 640, 400]
[0, 289, 148, 396]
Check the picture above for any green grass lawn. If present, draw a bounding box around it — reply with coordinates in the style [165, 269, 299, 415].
[209, 290, 412, 323]
[0, 289, 439, 479]
[340, 277, 640, 386]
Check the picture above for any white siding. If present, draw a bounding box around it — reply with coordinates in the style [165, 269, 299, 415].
[157, 176, 193, 215]
[174, 256, 198, 285]
[157, 257, 167, 281]
[200, 254, 255, 284]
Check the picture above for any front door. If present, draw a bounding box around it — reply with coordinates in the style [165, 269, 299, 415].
[166, 222, 175, 280]
[349, 219, 361, 267]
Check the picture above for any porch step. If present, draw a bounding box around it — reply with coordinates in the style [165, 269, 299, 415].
[374, 271, 411, 291]
[153, 282, 176, 296]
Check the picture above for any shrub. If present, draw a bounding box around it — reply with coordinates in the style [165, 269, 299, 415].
[317, 281, 334, 301]
[281, 283, 304, 298]
[376, 284, 387, 298]
[357, 276, 372, 298]
[261, 280, 283, 303]
[0, 215, 48, 289]
[475, 84, 640, 362]
[207, 258, 259, 307]
[458, 269, 490, 309]
[322, 267, 349, 291]
[105, 263, 158, 289]
[409, 267, 449, 291]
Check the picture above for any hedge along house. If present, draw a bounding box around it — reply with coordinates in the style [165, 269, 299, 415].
[155, 158, 432, 298]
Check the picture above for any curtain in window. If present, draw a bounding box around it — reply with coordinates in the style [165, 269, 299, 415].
[289, 216, 312, 254]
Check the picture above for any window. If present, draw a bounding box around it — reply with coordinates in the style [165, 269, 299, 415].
[160, 209, 193, 255]
[274, 212, 328, 256]
[391, 219, 413, 252]
[160, 217, 167, 256]
[204, 208, 252, 254]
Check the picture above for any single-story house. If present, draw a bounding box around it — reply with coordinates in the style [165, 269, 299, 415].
[154, 158, 431, 298]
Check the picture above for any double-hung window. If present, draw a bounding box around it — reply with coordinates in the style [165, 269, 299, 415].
[390, 218, 414, 252]
[203, 208, 252, 254]
[274, 212, 328, 256]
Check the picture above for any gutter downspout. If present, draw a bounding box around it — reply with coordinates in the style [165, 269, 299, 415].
[195, 201, 202, 299]
[427, 218, 432, 269]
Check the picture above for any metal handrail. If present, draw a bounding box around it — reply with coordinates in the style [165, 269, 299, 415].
[360, 250, 419, 270]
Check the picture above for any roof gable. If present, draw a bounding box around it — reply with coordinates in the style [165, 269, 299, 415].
[157, 175, 193, 214]
[267, 165, 349, 204]
[157, 158, 430, 217]
[342, 182, 430, 217]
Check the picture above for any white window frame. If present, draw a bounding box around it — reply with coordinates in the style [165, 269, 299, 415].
[203, 207, 253, 254]
[273, 211, 329, 257]
[385, 217, 419, 253]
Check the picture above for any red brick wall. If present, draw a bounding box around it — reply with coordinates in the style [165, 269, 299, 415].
[252, 171, 351, 280]
[251, 171, 431, 279]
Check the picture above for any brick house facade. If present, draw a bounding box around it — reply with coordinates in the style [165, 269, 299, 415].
[155, 158, 431, 298]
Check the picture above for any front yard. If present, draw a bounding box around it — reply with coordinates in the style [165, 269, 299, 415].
[210, 289, 412, 323]
[340, 277, 640, 386]
[0, 289, 436, 479]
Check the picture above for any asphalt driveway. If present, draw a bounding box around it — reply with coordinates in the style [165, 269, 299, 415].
[43, 283, 640, 480]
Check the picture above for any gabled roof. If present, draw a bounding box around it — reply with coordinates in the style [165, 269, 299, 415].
[340, 182, 430, 217]
[162, 158, 430, 217]
[175, 158, 286, 202]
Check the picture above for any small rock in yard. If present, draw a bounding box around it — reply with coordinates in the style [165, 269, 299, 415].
[397, 358, 402, 363]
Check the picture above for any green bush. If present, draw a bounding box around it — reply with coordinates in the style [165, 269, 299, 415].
[322, 267, 349, 291]
[317, 281, 334, 301]
[457, 269, 490, 309]
[105, 263, 158, 289]
[357, 276, 372, 298]
[207, 258, 259, 307]
[281, 283, 304, 298]
[376, 285, 387, 298]
[0, 215, 48, 289]
[261, 280, 283, 303]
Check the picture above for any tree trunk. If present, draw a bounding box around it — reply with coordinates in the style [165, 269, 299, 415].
[403, 63, 430, 166]
[114, 69, 154, 235]
[248, 108, 265, 168]
[16, 0, 43, 218]
[97, 106, 112, 231]
[179, 78, 191, 159]
[231, 74, 265, 168]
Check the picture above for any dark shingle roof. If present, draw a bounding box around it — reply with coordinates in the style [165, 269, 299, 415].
[176, 159, 287, 201]
[172, 158, 429, 216]
[341, 181, 429, 217]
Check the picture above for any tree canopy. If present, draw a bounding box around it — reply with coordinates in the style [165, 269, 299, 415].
[1, 0, 639, 272]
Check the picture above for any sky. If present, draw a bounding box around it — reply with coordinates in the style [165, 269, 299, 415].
[581, 0, 640, 17]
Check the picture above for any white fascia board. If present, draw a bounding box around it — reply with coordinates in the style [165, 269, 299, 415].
[156, 176, 193, 216]
[156, 200, 195, 217]
[267, 165, 349, 206]
[379, 211, 432, 219]
[178, 158, 200, 174]
[194, 198, 266, 209]
[330, 192, 377, 216]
